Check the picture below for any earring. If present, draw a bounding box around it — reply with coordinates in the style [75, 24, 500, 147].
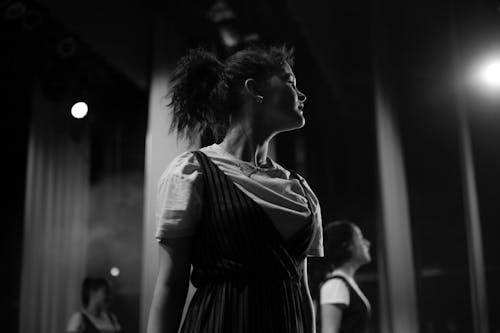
[256, 95, 263, 103]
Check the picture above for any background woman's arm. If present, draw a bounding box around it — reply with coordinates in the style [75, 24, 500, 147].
[147, 238, 192, 333]
[320, 304, 343, 333]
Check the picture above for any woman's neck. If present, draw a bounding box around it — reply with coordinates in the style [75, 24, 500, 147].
[334, 261, 360, 278]
[219, 121, 274, 167]
[85, 302, 104, 317]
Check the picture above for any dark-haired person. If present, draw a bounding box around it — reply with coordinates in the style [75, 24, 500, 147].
[319, 220, 371, 333]
[66, 277, 121, 333]
[147, 45, 323, 333]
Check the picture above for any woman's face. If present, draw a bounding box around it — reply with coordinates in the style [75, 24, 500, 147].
[258, 62, 307, 133]
[92, 287, 111, 308]
[350, 226, 371, 266]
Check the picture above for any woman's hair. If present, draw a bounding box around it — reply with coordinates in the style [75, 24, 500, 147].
[323, 220, 358, 268]
[168, 45, 295, 143]
[81, 277, 110, 307]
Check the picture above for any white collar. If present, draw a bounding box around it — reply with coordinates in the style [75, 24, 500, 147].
[207, 144, 290, 178]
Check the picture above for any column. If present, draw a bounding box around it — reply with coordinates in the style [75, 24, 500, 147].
[140, 15, 196, 332]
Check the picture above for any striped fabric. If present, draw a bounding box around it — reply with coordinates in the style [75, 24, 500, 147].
[180, 151, 316, 333]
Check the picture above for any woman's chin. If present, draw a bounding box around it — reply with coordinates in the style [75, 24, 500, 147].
[293, 110, 306, 127]
[364, 254, 372, 264]
[288, 117, 305, 130]
[272, 112, 305, 133]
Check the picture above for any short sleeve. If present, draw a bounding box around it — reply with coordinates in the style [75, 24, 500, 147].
[155, 151, 203, 241]
[320, 278, 350, 306]
[301, 179, 324, 257]
[66, 312, 83, 332]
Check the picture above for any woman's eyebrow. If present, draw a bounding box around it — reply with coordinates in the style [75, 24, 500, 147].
[283, 73, 296, 83]
[280, 72, 294, 79]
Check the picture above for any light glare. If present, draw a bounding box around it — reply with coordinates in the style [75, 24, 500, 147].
[110, 267, 120, 277]
[71, 102, 88, 119]
[480, 61, 500, 86]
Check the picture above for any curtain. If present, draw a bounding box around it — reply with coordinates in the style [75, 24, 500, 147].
[20, 80, 90, 333]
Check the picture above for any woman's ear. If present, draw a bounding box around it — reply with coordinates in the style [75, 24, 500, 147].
[244, 78, 263, 101]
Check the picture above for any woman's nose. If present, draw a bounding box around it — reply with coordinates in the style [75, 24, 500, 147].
[297, 90, 306, 102]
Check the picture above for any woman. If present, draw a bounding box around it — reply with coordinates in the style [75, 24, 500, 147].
[66, 277, 121, 333]
[147, 45, 323, 333]
[319, 220, 371, 333]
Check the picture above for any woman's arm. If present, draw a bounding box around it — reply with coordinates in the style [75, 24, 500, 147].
[147, 238, 192, 333]
[320, 304, 343, 333]
[301, 258, 316, 333]
[66, 312, 84, 333]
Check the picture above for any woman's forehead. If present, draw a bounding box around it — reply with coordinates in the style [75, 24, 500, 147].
[262, 63, 295, 84]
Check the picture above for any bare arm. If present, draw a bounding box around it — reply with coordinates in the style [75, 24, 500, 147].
[66, 312, 84, 333]
[301, 258, 316, 333]
[320, 303, 343, 333]
[147, 238, 192, 333]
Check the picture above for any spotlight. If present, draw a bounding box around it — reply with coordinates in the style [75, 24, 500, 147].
[110, 267, 120, 277]
[479, 60, 500, 87]
[71, 101, 88, 119]
[468, 53, 500, 100]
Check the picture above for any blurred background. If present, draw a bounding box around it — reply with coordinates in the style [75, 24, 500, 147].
[2, 0, 499, 332]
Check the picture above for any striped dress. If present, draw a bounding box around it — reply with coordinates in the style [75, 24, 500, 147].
[180, 151, 316, 333]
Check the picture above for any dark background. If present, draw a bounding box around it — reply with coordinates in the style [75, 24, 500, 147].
[2, 0, 499, 332]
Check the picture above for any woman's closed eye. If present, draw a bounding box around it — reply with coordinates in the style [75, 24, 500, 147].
[282, 73, 296, 85]
[287, 80, 298, 90]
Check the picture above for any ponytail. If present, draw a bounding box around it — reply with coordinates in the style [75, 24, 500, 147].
[168, 48, 229, 143]
[168, 45, 295, 143]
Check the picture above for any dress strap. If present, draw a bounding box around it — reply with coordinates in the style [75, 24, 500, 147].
[191, 150, 305, 282]
[80, 312, 101, 333]
[322, 274, 350, 288]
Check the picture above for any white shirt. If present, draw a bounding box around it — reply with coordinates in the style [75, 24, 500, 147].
[320, 270, 370, 309]
[155, 143, 323, 256]
[66, 310, 121, 333]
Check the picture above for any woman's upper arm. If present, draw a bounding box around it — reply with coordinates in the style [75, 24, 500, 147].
[321, 304, 343, 333]
[66, 312, 83, 333]
[155, 152, 203, 241]
[157, 237, 192, 285]
[147, 238, 192, 333]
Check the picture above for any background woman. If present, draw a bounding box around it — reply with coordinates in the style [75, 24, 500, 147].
[319, 220, 371, 333]
[66, 277, 121, 333]
[147, 45, 323, 333]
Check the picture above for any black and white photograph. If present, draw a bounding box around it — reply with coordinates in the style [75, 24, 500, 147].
[2, 0, 500, 332]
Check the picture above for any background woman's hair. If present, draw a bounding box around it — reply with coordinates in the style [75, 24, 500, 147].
[81, 277, 110, 307]
[323, 220, 357, 268]
[168, 44, 294, 143]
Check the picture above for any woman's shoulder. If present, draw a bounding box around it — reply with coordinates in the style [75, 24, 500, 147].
[321, 275, 349, 290]
[320, 276, 350, 306]
[278, 166, 320, 204]
[66, 311, 84, 332]
[161, 144, 224, 177]
[159, 150, 202, 182]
